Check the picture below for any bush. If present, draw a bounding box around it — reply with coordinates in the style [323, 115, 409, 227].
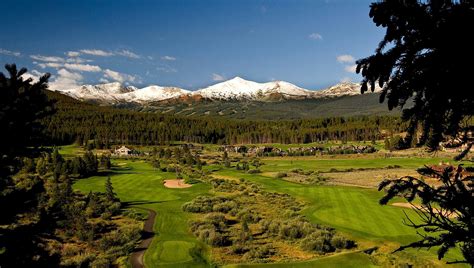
[191, 214, 230, 247]
[182, 196, 232, 213]
[247, 169, 261, 174]
[330, 235, 356, 249]
[290, 168, 303, 173]
[231, 243, 250, 254]
[275, 172, 287, 178]
[237, 210, 261, 223]
[278, 220, 313, 239]
[212, 200, 238, 213]
[243, 244, 275, 260]
[301, 232, 335, 253]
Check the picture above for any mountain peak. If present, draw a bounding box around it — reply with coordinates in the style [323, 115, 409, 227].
[50, 77, 381, 104]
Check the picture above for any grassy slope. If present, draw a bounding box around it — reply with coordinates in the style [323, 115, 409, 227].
[212, 155, 466, 266]
[139, 94, 398, 120]
[259, 156, 451, 172]
[225, 251, 376, 268]
[73, 160, 211, 267]
[72, 150, 466, 267]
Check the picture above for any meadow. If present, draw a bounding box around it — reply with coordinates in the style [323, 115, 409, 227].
[70, 145, 466, 267]
[73, 160, 211, 267]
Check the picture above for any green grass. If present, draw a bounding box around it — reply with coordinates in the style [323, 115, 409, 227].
[225, 251, 376, 268]
[260, 156, 450, 173]
[72, 153, 466, 267]
[73, 160, 211, 267]
[214, 167, 466, 266]
[247, 140, 385, 151]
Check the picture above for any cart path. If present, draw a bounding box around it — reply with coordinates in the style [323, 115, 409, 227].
[131, 208, 157, 268]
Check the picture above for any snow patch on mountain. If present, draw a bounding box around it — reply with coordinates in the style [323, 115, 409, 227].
[192, 77, 314, 100]
[51, 77, 382, 104]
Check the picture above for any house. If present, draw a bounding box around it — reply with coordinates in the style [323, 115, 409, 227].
[114, 146, 132, 156]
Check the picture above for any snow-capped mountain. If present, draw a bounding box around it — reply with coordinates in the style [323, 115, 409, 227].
[61, 82, 137, 102]
[123, 86, 190, 102]
[315, 82, 382, 98]
[192, 77, 312, 100]
[52, 77, 381, 104]
[56, 82, 189, 104]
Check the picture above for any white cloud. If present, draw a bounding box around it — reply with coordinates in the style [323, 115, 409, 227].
[344, 64, 357, 73]
[36, 61, 101, 72]
[30, 55, 65, 62]
[0, 48, 21, 57]
[308, 33, 323, 40]
[212, 73, 225, 81]
[38, 62, 63, 69]
[79, 49, 114, 57]
[336, 54, 355, 63]
[161, 55, 176, 61]
[99, 78, 109, 83]
[49, 68, 83, 91]
[64, 63, 102, 72]
[21, 70, 43, 83]
[66, 57, 91, 63]
[147, 56, 154, 60]
[67, 51, 80, 57]
[117, 49, 140, 59]
[103, 69, 137, 83]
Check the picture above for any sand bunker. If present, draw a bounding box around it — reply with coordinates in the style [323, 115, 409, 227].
[391, 202, 417, 209]
[163, 179, 192, 188]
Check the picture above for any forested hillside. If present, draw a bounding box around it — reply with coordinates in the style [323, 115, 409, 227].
[135, 93, 398, 120]
[43, 91, 406, 146]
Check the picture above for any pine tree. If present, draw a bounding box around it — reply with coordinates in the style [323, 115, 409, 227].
[105, 177, 117, 202]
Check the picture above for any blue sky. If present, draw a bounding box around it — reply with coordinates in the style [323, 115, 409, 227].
[0, 0, 384, 90]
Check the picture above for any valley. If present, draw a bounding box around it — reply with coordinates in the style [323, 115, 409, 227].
[2, 1, 472, 266]
[68, 143, 468, 267]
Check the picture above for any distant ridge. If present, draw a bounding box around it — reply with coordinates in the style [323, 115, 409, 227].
[50, 77, 382, 104]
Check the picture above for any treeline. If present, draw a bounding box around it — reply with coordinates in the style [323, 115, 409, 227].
[42, 91, 406, 146]
[2, 149, 141, 267]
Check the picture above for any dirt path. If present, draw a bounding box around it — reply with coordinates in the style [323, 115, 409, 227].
[131, 208, 157, 268]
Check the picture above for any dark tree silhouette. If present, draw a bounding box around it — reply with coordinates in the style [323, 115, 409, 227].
[358, 1, 474, 264]
[357, 0, 474, 151]
[379, 165, 473, 264]
[0, 64, 55, 266]
[0, 63, 54, 155]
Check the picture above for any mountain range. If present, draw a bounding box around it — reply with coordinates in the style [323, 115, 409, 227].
[52, 77, 382, 104]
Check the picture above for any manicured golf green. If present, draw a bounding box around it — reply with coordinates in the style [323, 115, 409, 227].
[73, 160, 211, 267]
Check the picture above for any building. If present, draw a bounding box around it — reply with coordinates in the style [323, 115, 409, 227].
[114, 146, 132, 156]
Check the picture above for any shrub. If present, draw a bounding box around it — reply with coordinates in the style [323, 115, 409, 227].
[290, 168, 303, 173]
[275, 172, 287, 178]
[237, 210, 261, 223]
[182, 196, 231, 213]
[247, 169, 261, 174]
[300, 231, 335, 253]
[231, 243, 250, 254]
[330, 235, 356, 249]
[212, 200, 238, 213]
[278, 219, 313, 239]
[243, 244, 275, 260]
